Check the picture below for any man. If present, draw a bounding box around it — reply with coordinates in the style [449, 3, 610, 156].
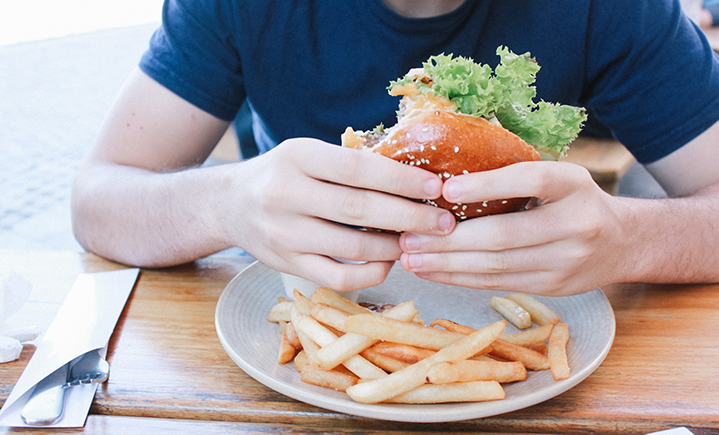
[72, 0, 719, 296]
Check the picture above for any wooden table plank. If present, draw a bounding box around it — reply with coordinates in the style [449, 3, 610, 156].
[0, 414, 555, 435]
[1, 251, 718, 434]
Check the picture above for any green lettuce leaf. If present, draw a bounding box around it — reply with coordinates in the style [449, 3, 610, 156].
[388, 47, 587, 159]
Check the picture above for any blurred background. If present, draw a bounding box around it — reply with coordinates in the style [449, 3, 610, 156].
[0, 0, 677, 255]
[0, 0, 163, 251]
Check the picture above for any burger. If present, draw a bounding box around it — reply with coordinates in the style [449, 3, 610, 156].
[342, 47, 587, 220]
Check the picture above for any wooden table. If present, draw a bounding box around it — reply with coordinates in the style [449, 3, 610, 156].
[1, 250, 718, 434]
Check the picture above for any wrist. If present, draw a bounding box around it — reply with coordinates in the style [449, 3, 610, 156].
[609, 192, 719, 284]
[608, 196, 655, 283]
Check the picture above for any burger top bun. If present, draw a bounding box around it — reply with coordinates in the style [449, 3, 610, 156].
[343, 86, 540, 220]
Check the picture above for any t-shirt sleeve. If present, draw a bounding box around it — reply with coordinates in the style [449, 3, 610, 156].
[582, 0, 719, 163]
[139, 0, 244, 121]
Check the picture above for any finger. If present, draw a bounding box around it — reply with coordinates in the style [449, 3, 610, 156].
[293, 254, 396, 292]
[400, 244, 555, 275]
[300, 219, 404, 262]
[290, 138, 444, 200]
[262, 215, 404, 263]
[399, 204, 571, 253]
[442, 161, 591, 205]
[293, 177, 455, 235]
[411, 270, 579, 296]
[412, 269, 544, 293]
[247, 215, 400, 291]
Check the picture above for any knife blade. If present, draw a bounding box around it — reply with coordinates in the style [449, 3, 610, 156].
[20, 363, 68, 425]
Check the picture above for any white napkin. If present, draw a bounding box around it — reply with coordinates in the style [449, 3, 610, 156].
[0, 268, 139, 427]
[646, 428, 695, 435]
[0, 268, 41, 363]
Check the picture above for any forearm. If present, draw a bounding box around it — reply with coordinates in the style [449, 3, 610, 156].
[617, 182, 719, 283]
[72, 161, 240, 268]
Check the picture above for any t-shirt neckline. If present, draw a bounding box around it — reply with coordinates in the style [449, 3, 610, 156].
[368, 0, 477, 34]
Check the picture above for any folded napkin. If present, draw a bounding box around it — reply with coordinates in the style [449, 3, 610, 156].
[0, 268, 41, 364]
[0, 268, 139, 427]
[646, 428, 695, 435]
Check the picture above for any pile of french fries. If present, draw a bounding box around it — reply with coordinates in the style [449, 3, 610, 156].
[267, 287, 570, 404]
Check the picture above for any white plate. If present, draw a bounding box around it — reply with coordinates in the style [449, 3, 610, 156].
[215, 261, 615, 423]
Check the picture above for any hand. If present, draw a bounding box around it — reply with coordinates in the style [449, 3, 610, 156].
[229, 138, 456, 291]
[398, 161, 628, 296]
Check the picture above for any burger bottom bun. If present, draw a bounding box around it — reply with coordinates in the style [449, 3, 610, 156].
[429, 196, 531, 220]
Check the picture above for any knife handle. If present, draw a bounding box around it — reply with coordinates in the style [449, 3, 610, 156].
[21, 364, 68, 425]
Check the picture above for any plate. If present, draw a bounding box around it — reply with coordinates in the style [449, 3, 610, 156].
[215, 261, 615, 422]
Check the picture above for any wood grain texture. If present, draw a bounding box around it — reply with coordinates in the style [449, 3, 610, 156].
[1, 251, 718, 434]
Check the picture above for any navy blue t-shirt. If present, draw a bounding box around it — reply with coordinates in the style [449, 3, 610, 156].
[139, 0, 719, 164]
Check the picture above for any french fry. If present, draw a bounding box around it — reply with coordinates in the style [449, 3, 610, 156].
[293, 327, 359, 374]
[426, 360, 527, 384]
[548, 322, 570, 380]
[335, 353, 387, 380]
[345, 320, 506, 404]
[359, 348, 410, 373]
[295, 330, 320, 365]
[314, 301, 418, 370]
[504, 293, 561, 326]
[278, 330, 297, 364]
[500, 324, 554, 347]
[278, 296, 290, 303]
[429, 319, 492, 357]
[384, 381, 505, 404]
[284, 321, 301, 349]
[527, 343, 547, 354]
[294, 350, 309, 372]
[310, 287, 369, 315]
[370, 342, 435, 364]
[267, 301, 293, 323]
[380, 301, 420, 322]
[471, 345, 494, 358]
[310, 303, 350, 333]
[470, 354, 500, 363]
[300, 365, 358, 392]
[291, 305, 335, 347]
[427, 319, 493, 357]
[292, 306, 387, 380]
[271, 286, 573, 405]
[489, 339, 550, 371]
[429, 319, 492, 358]
[329, 361, 360, 377]
[292, 289, 315, 315]
[345, 314, 465, 351]
[489, 296, 532, 329]
[314, 332, 372, 371]
[430, 318, 476, 335]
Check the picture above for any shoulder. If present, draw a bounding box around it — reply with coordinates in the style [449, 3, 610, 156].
[579, 0, 719, 163]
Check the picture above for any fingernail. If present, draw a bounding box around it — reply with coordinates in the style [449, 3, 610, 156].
[445, 181, 460, 202]
[424, 178, 441, 197]
[439, 213, 454, 232]
[408, 253, 423, 269]
[404, 233, 420, 251]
